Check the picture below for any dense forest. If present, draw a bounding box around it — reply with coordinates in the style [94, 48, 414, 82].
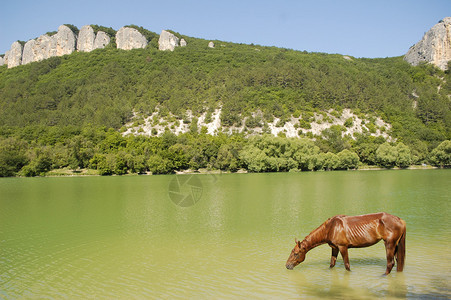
[0, 28, 450, 176]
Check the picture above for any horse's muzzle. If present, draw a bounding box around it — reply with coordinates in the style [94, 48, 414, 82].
[286, 264, 294, 270]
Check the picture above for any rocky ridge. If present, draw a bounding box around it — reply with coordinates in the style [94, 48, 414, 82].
[1, 25, 205, 68]
[405, 17, 451, 70]
[2, 19, 451, 70]
[1, 25, 146, 68]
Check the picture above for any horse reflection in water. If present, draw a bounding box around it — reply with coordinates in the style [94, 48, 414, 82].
[286, 212, 406, 275]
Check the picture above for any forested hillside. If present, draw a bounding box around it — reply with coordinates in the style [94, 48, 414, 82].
[0, 31, 450, 176]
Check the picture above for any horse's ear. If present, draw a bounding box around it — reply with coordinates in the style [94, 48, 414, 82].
[295, 238, 298, 244]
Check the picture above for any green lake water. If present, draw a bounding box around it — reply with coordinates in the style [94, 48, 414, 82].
[0, 170, 450, 299]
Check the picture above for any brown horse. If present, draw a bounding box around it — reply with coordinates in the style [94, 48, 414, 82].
[286, 212, 406, 275]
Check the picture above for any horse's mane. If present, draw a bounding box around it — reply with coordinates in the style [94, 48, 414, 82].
[302, 218, 332, 250]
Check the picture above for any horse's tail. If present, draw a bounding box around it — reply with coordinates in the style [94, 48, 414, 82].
[396, 224, 406, 272]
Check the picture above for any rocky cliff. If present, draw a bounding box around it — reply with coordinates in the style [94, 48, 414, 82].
[21, 25, 76, 66]
[158, 30, 180, 51]
[77, 25, 111, 52]
[116, 27, 147, 50]
[4, 41, 23, 68]
[22, 34, 52, 65]
[53, 25, 77, 56]
[1, 24, 236, 69]
[405, 17, 451, 70]
[77, 25, 96, 52]
[3, 24, 153, 68]
[94, 31, 110, 49]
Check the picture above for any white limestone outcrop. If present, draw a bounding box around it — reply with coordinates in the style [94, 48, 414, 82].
[158, 30, 180, 51]
[77, 25, 96, 52]
[405, 17, 451, 70]
[22, 25, 76, 65]
[116, 27, 148, 50]
[5, 41, 23, 68]
[94, 31, 110, 49]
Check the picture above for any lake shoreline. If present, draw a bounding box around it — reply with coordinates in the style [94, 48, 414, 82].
[28, 164, 440, 178]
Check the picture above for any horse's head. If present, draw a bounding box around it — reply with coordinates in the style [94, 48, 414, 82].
[286, 238, 306, 270]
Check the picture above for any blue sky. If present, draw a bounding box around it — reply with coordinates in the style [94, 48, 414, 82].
[1, 0, 450, 58]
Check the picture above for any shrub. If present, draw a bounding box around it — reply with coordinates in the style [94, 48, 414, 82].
[344, 117, 354, 128]
[299, 119, 312, 129]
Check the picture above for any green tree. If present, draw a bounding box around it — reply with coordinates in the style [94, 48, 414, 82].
[407, 139, 428, 164]
[429, 140, 451, 167]
[99, 129, 127, 152]
[147, 155, 172, 174]
[354, 142, 379, 165]
[239, 146, 269, 172]
[0, 137, 28, 177]
[395, 143, 412, 168]
[290, 138, 321, 170]
[375, 142, 412, 168]
[376, 143, 397, 168]
[67, 135, 94, 169]
[126, 153, 147, 173]
[316, 125, 350, 153]
[337, 149, 360, 170]
[166, 144, 190, 170]
[20, 152, 53, 177]
[89, 154, 113, 175]
[321, 152, 340, 171]
[113, 152, 128, 175]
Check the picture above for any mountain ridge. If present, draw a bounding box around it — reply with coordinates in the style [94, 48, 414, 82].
[1, 18, 451, 69]
[0, 21, 450, 176]
[1, 25, 196, 68]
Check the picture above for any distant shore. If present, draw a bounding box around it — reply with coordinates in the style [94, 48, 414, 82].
[25, 164, 439, 178]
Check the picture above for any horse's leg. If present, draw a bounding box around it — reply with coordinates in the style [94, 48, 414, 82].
[384, 240, 396, 275]
[338, 246, 350, 271]
[330, 246, 339, 268]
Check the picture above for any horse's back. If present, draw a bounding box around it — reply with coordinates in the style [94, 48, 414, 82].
[338, 212, 403, 227]
[327, 213, 404, 247]
[351, 213, 405, 241]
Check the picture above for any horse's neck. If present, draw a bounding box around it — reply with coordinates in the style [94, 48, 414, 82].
[302, 222, 328, 252]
